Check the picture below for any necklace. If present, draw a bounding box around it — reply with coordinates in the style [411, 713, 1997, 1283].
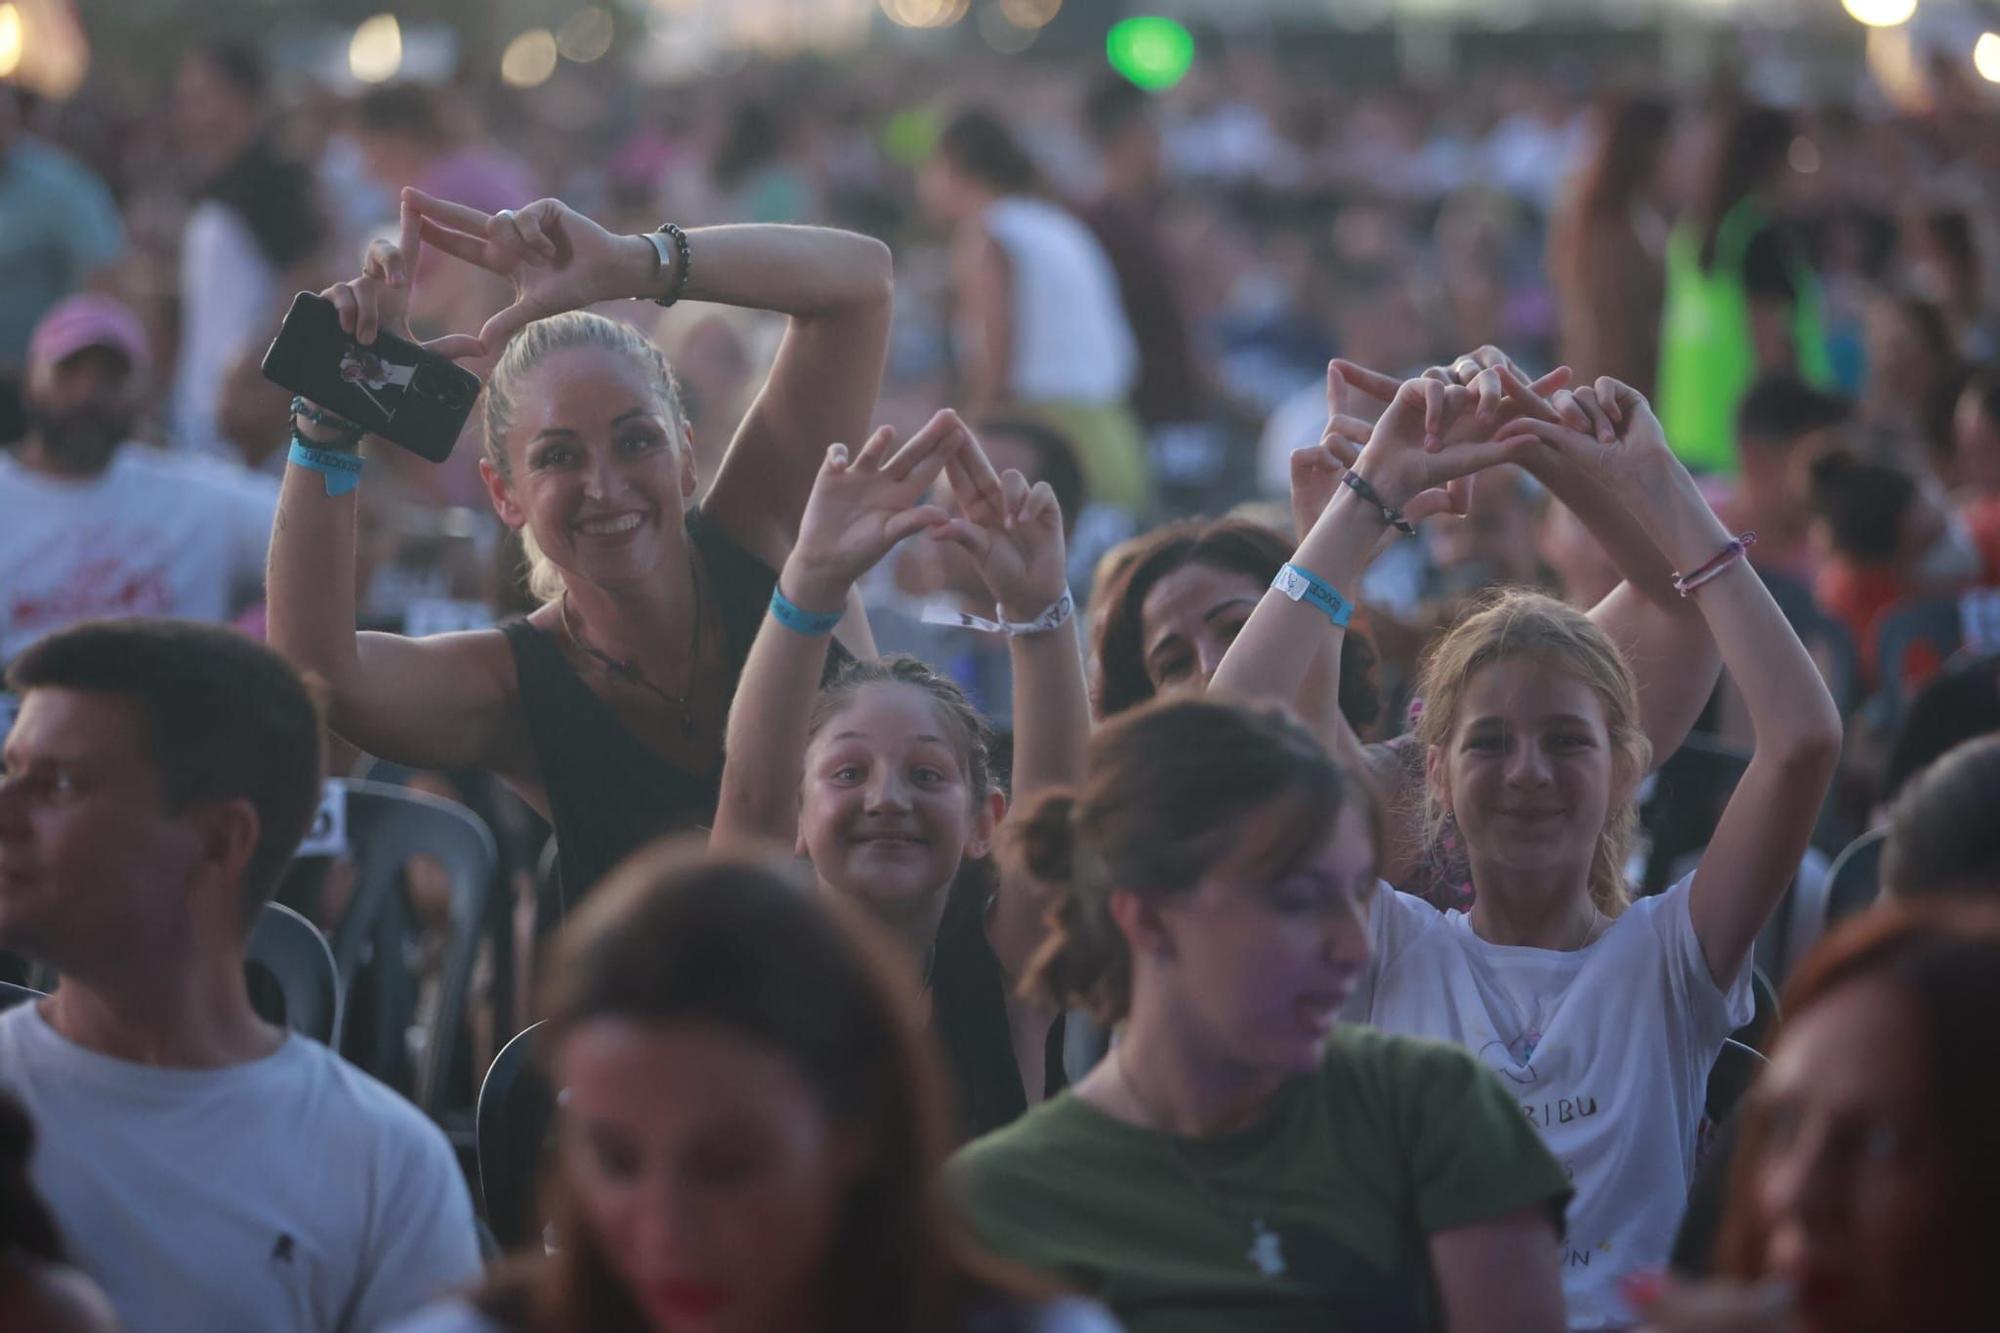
[1112, 1051, 1288, 1279]
[559, 557, 704, 741]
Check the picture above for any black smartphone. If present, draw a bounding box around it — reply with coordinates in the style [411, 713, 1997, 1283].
[260, 292, 480, 463]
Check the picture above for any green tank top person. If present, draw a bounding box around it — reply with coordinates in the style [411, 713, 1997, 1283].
[1658, 201, 1833, 475]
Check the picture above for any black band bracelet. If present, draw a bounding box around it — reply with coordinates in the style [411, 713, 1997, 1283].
[1341, 469, 1417, 536]
[289, 396, 365, 447]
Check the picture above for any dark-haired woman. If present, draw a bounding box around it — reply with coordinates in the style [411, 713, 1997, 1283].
[952, 697, 1570, 1331]
[1658, 103, 1834, 474]
[387, 845, 1120, 1333]
[1634, 904, 2000, 1332]
[918, 108, 1147, 515]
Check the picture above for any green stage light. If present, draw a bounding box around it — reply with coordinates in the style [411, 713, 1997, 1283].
[1106, 16, 1194, 93]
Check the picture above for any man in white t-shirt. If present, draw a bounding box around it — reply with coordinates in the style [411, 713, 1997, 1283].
[0, 294, 278, 664]
[0, 620, 482, 1333]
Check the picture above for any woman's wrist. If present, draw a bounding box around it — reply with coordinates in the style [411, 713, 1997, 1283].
[292, 402, 364, 451]
[617, 232, 671, 302]
[776, 558, 848, 616]
[997, 586, 1067, 623]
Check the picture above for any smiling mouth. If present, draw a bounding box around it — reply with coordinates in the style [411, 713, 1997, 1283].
[577, 513, 644, 536]
[852, 833, 927, 848]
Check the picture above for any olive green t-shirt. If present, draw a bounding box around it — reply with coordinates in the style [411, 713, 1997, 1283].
[950, 1026, 1572, 1332]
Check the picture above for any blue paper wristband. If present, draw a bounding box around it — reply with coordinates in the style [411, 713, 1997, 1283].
[1272, 562, 1354, 629]
[769, 586, 842, 637]
[289, 437, 365, 497]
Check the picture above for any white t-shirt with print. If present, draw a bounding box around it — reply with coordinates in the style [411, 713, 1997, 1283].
[0, 445, 277, 662]
[0, 1002, 482, 1333]
[1345, 873, 1752, 1330]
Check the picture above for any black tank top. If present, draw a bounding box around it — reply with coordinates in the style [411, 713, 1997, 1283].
[931, 875, 1069, 1140]
[502, 510, 849, 905]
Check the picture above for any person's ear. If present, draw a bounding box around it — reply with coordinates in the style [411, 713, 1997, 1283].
[1609, 744, 1643, 812]
[965, 787, 1007, 860]
[480, 456, 527, 529]
[1108, 887, 1175, 964]
[678, 418, 699, 500]
[190, 797, 260, 916]
[1425, 743, 1454, 823]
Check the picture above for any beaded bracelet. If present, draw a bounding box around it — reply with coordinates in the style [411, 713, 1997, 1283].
[640, 223, 693, 309]
[1340, 470, 1416, 536]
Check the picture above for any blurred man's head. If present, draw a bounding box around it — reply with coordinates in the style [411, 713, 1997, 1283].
[351, 82, 447, 193]
[0, 622, 323, 981]
[920, 108, 1039, 225]
[1883, 734, 2000, 903]
[172, 40, 263, 170]
[22, 296, 148, 477]
[1084, 75, 1161, 193]
[1736, 372, 1853, 488]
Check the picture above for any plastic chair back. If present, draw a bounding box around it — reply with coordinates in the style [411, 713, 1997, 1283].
[0, 980, 44, 1013]
[329, 779, 498, 1119]
[1823, 827, 1888, 929]
[477, 1021, 555, 1251]
[246, 902, 343, 1045]
[1704, 1037, 1767, 1127]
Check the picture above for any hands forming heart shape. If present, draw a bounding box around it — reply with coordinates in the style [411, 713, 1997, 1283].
[1289, 344, 1680, 548]
[318, 187, 656, 364]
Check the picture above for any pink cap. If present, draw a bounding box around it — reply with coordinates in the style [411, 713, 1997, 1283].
[28, 294, 150, 380]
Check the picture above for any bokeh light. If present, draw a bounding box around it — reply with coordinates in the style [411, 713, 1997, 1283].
[1976, 32, 2000, 84]
[348, 14, 403, 85]
[501, 28, 560, 88]
[880, 0, 970, 28]
[978, 4, 1037, 52]
[998, 0, 1061, 27]
[558, 8, 616, 63]
[1106, 16, 1194, 93]
[0, 5, 20, 79]
[1840, 0, 1917, 27]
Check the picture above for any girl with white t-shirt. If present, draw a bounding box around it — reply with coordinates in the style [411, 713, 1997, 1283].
[1213, 368, 1843, 1328]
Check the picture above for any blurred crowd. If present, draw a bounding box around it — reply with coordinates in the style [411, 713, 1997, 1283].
[4, 20, 2000, 1333]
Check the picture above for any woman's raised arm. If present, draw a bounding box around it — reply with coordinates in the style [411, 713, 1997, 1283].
[710, 413, 964, 851]
[266, 206, 526, 779]
[403, 188, 892, 571]
[1502, 381, 1842, 985]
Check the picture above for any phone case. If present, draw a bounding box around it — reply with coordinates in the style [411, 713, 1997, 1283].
[260, 292, 480, 463]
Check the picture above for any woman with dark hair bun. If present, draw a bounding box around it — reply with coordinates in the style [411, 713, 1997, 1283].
[1635, 904, 2000, 1332]
[953, 696, 1570, 1331]
[388, 844, 1118, 1333]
